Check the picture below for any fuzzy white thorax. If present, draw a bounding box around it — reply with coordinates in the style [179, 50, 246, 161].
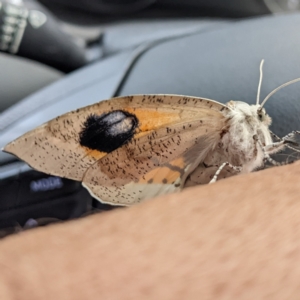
[221, 101, 273, 173]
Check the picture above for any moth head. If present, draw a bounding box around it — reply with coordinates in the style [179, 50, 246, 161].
[257, 106, 272, 126]
[227, 101, 272, 126]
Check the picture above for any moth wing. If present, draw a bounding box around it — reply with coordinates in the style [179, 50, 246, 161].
[3, 94, 228, 183]
[82, 114, 225, 206]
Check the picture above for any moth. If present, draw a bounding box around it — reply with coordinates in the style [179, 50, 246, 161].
[3, 60, 300, 206]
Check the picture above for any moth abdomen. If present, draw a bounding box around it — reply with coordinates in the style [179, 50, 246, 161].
[79, 110, 139, 153]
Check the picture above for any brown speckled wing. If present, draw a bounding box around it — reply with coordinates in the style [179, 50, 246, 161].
[3, 94, 228, 205]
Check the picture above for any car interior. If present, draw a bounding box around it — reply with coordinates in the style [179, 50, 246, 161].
[0, 0, 300, 236]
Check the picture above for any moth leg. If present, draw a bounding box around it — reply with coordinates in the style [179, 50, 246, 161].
[269, 131, 300, 153]
[269, 131, 281, 141]
[256, 133, 299, 166]
[270, 130, 300, 165]
[209, 162, 242, 184]
[281, 131, 300, 152]
[255, 137, 284, 166]
[264, 141, 286, 155]
[269, 131, 293, 153]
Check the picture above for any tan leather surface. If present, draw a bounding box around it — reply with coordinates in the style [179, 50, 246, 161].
[0, 162, 300, 299]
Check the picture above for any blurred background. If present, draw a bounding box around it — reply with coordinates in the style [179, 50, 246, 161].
[0, 0, 300, 236]
[0, 0, 297, 109]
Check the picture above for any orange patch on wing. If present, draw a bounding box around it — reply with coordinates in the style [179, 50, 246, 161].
[169, 157, 185, 169]
[125, 108, 180, 132]
[82, 148, 107, 160]
[139, 166, 181, 184]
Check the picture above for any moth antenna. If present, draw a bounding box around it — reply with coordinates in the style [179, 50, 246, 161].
[256, 59, 264, 105]
[259, 77, 300, 109]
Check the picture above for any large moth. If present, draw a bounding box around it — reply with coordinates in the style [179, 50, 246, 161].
[3, 61, 300, 206]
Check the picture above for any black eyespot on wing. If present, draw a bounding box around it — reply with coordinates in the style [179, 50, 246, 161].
[79, 110, 139, 153]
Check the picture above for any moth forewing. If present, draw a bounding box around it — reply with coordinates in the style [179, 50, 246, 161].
[3, 95, 227, 182]
[3, 94, 228, 205]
